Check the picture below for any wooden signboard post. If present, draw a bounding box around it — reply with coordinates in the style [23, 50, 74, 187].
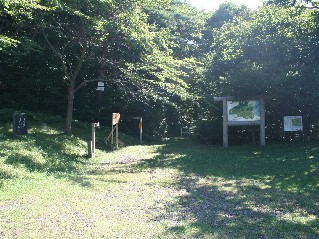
[214, 96, 265, 148]
[88, 122, 100, 158]
[112, 113, 120, 149]
[133, 117, 143, 144]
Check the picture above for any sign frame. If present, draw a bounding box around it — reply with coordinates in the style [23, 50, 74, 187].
[284, 116, 303, 132]
[215, 96, 265, 148]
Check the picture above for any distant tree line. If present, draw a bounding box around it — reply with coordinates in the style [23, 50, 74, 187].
[1, 0, 319, 143]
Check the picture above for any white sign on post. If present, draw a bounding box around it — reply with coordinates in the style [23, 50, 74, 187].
[97, 82, 105, 91]
[96, 87, 105, 91]
[284, 116, 303, 131]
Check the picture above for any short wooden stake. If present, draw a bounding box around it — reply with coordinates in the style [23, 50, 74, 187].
[116, 123, 119, 149]
[87, 140, 93, 158]
[260, 97, 266, 146]
[111, 125, 114, 146]
[223, 99, 229, 148]
[139, 118, 143, 144]
[133, 117, 143, 145]
[92, 123, 96, 154]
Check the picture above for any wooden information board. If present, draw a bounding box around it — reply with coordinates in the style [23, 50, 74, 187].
[215, 96, 265, 148]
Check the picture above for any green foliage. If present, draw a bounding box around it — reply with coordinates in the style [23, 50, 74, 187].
[206, 5, 314, 95]
[0, 0, 44, 54]
[0, 0, 204, 137]
[201, 2, 251, 53]
[1, 0, 319, 142]
[264, 0, 319, 8]
[202, 5, 319, 142]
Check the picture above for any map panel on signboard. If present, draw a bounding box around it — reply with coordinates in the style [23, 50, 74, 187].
[227, 100, 261, 122]
[284, 116, 303, 131]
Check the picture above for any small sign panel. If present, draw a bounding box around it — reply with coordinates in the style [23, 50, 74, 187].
[284, 116, 303, 131]
[97, 82, 105, 91]
[112, 113, 120, 125]
[96, 87, 105, 91]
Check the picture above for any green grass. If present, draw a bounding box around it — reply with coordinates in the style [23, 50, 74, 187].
[132, 139, 319, 238]
[0, 112, 319, 238]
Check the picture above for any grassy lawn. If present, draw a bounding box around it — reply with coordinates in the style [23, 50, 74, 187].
[1, 123, 319, 238]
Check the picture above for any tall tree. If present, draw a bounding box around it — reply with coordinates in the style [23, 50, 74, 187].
[0, 0, 50, 111]
[264, 0, 319, 8]
[201, 2, 251, 53]
[36, 0, 184, 134]
[203, 5, 319, 141]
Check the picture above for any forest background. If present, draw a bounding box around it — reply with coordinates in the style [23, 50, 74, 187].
[1, 0, 319, 144]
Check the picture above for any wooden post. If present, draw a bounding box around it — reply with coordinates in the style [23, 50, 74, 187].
[87, 140, 93, 158]
[111, 125, 114, 146]
[260, 97, 266, 146]
[214, 96, 233, 148]
[111, 113, 120, 149]
[92, 123, 96, 154]
[139, 118, 143, 144]
[223, 99, 228, 148]
[116, 123, 119, 149]
[133, 117, 143, 145]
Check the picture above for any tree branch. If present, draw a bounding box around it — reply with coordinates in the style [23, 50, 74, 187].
[71, 44, 87, 83]
[42, 29, 72, 83]
[74, 71, 122, 92]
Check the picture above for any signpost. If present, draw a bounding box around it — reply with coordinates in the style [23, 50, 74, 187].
[215, 96, 265, 148]
[181, 127, 191, 137]
[133, 117, 143, 144]
[105, 113, 121, 149]
[96, 82, 105, 106]
[283, 116, 303, 142]
[97, 82, 105, 91]
[112, 113, 120, 149]
[88, 122, 99, 158]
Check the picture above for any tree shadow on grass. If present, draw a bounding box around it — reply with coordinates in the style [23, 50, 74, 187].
[138, 139, 319, 193]
[134, 139, 319, 238]
[1, 132, 94, 187]
[0, 129, 138, 189]
[162, 177, 319, 238]
[0, 168, 16, 181]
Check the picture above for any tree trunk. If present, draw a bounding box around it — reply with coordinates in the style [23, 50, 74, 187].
[65, 81, 75, 134]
